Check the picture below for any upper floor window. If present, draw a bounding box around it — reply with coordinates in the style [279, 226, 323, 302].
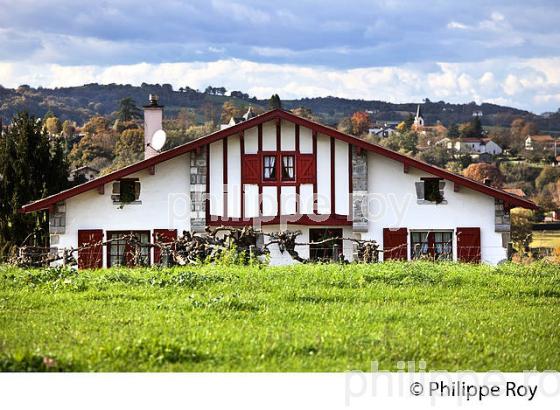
[112, 179, 141, 204]
[415, 178, 446, 204]
[281, 155, 295, 181]
[263, 156, 277, 180]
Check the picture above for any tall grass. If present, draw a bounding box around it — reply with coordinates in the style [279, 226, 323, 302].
[0, 261, 558, 372]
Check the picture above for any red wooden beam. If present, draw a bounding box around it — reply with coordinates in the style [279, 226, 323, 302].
[240, 131, 245, 220]
[223, 138, 228, 219]
[312, 131, 318, 214]
[403, 163, 410, 174]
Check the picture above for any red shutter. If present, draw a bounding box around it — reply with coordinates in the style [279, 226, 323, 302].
[457, 227, 481, 263]
[297, 154, 315, 184]
[78, 229, 103, 269]
[153, 229, 177, 264]
[242, 154, 260, 184]
[383, 228, 408, 261]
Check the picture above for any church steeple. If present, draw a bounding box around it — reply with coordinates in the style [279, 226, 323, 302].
[413, 104, 424, 128]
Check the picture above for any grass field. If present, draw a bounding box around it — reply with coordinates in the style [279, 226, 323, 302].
[0, 262, 559, 372]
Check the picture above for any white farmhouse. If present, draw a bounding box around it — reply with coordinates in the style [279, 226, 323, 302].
[22, 98, 535, 268]
[439, 138, 503, 155]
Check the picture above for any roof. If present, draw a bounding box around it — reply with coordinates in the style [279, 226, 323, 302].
[459, 138, 485, 143]
[21, 109, 537, 213]
[528, 135, 555, 143]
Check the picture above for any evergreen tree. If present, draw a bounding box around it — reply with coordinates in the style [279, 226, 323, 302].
[0, 112, 69, 256]
[269, 94, 282, 110]
[447, 123, 460, 139]
[117, 97, 142, 122]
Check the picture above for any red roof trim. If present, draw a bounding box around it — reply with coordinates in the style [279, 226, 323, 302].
[21, 109, 537, 212]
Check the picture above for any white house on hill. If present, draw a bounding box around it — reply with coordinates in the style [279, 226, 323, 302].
[22, 97, 536, 268]
[438, 138, 503, 155]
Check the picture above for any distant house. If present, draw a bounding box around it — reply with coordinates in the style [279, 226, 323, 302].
[472, 110, 483, 117]
[368, 122, 399, 138]
[220, 107, 256, 130]
[69, 166, 99, 182]
[525, 135, 557, 151]
[437, 138, 503, 155]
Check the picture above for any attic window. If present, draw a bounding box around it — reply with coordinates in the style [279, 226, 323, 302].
[112, 179, 141, 204]
[415, 178, 446, 204]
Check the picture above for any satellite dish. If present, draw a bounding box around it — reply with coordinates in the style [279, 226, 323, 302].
[150, 129, 167, 151]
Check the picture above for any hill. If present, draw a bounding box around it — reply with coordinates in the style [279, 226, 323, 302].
[1, 83, 558, 130]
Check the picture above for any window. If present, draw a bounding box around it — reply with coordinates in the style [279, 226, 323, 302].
[263, 155, 276, 181]
[411, 231, 452, 261]
[309, 228, 343, 262]
[281, 155, 295, 181]
[112, 179, 141, 204]
[107, 231, 150, 267]
[415, 178, 445, 204]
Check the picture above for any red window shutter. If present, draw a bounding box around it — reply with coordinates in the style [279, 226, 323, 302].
[297, 154, 315, 184]
[457, 227, 481, 263]
[78, 229, 103, 269]
[383, 228, 408, 261]
[153, 229, 177, 264]
[242, 154, 260, 184]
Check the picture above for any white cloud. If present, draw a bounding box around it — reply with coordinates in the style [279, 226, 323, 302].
[1, 57, 560, 113]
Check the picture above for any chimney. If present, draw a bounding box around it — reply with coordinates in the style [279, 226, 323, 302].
[143, 94, 164, 159]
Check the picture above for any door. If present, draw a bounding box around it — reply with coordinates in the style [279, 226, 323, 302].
[77, 229, 103, 269]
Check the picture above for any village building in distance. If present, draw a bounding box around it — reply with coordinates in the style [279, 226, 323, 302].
[21, 97, 537, 268]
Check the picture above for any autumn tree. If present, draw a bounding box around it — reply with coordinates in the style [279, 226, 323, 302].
[463, 163, 504, 187]
[62, 120, 75, 138]
[447, 123, 460, 139]
[105, 129, 144, 173]
[460, 117, 483, 138]
[535, 166, 560, 191]
[220, 101, 241, 124]
[44, 116, 62, 135]
[350, 112, 370, 136]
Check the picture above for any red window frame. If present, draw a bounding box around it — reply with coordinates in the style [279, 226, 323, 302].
[258, 151, 298, 186]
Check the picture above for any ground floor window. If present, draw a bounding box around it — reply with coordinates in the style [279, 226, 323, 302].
[410, 231, 453, 261]
[107, 231, 150, 267]
[309, 228, 343, 261]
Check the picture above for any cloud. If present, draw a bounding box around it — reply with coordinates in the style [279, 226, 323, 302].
[1, 57, 560, 113]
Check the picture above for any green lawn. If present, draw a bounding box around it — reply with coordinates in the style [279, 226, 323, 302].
[0, 262, 559, 372]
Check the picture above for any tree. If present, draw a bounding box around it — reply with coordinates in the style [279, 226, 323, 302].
[511, 208, 534, 252]
[460, 117, 483, 138]
[463, 163, 504, 187]
[105, 129, 144, 172]
[269, 94, 282, 110]
[447, 123, 460, 139]
[117, 97, 141, 122]
[220, 101, 241, 124]
[83, 116, 109, 136]
[0, 112, 69, 256]
[350, 112, 370, 136]
[62, 120, 75, 139]
[404, 114, 415, 131]
[416, 145, 451, 168]
[337, 117, 352, 134]
[44, 116, 62, 135]
[535, 166, 560, 191]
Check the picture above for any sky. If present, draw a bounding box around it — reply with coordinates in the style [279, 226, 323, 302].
[0, 0, 559, 113]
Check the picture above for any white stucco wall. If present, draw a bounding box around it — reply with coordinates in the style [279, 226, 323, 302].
[58, 153, 190, 267]
[364, 152, 506, 264]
